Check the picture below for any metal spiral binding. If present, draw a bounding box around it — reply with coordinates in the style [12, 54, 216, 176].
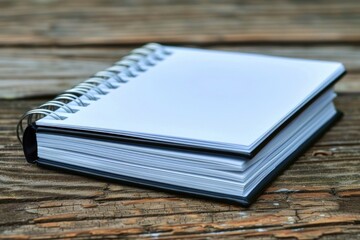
[17, 43, 172, 145]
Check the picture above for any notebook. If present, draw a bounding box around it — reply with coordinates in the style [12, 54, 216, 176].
[17, 43, 345, 206]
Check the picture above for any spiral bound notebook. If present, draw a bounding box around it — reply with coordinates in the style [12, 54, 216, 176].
[17, 43, 346, 205]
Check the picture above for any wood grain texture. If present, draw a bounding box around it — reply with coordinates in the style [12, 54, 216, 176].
[0, 95, 359, 239]
[0, 0, 359, 46]
[1, 0, 360, 239]
[0, 46, 359, 99]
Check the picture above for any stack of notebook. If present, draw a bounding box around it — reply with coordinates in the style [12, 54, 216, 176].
[18, 43, 345, 205]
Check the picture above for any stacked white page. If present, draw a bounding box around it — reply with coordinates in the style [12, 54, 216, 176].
[27, 44, 345, 205]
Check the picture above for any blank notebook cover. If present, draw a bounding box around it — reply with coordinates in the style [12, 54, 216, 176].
[18, 43, 345, 205]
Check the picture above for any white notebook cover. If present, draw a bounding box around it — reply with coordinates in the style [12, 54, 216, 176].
[36, 46, 345, 155]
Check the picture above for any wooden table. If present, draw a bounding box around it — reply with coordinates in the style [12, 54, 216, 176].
[1, 1, 359, 239]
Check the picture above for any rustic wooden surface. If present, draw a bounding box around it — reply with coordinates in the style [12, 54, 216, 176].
[1, 0, 360, 239]
[0, 0, 360, 46]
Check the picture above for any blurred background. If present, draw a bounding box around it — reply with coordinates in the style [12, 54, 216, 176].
[0, 0, 359, 99]
[1, 1, 360, 239]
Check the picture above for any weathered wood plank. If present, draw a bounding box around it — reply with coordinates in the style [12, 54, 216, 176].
[0, 0, 359, 46]
[0, 94, 359, 239]
[1, 46, 359, 99]
[1, 0, 359, 239]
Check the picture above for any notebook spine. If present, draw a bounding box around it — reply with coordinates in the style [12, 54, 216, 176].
[17, 43, 172, 145]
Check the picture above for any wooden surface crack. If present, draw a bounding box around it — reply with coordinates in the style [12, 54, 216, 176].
[1, 1, 360, 238]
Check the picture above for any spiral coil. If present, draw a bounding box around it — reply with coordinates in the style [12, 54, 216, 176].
[17, 43, 172, 145]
